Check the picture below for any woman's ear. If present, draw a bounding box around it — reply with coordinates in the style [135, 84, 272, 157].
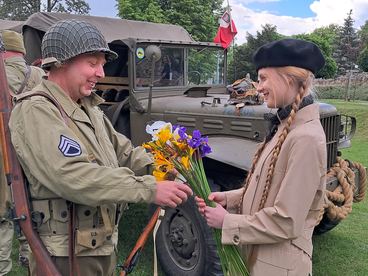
[286, 75, 294, 87]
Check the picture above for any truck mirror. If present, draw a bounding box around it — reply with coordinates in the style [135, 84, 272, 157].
[145, 45, 161, 62]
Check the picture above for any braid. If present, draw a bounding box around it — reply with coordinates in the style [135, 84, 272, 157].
[258, 84, 305, 210]
[245, 142, 267, 188]
[237, 141, 267, 213]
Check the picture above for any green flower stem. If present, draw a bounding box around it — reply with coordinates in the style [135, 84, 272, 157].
[173, 153, 249, 276]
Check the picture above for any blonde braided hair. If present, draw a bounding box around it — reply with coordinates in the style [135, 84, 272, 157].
[238, 67, 314, 213]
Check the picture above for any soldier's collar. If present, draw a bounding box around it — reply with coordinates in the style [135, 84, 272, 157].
[42, 80, 93, 124]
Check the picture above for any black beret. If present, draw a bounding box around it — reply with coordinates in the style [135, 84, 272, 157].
[252, 38, 325, 74]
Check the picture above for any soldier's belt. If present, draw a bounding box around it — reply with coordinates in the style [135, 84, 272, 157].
[31, 199, 114, 236]
[32, 198, 119, 254]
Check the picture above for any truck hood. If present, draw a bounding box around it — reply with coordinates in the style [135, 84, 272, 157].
[144, 93, 338, 118]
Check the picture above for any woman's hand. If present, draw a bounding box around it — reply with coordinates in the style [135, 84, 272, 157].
[195, 192, 228, 229]
[208, 192, 227, 207]
[195, 191, 226, 215]
[204, 203, 228, 229]
[195, 196, 206, 216]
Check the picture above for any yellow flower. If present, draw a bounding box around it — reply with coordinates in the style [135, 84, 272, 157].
[172, 140, 188, 152]
[154, 151, 170, 164]
[181, 155, 190, 170]
[142, 143, 152, 151]
[153, 169, 167, 181]
[156, 127, 172, 145]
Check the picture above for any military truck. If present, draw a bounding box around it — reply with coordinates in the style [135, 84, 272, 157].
[12, 12, 367, 275]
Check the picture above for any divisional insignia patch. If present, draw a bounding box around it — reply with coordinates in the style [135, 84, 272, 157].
[58, 135, 82, 157]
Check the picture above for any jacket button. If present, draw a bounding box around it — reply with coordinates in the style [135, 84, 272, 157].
[61, 211, 68, 218]
[233, 235, 240, 244]
[255, 175, 260, 182]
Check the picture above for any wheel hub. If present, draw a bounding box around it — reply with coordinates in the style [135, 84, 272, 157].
[163, 209, 200, 269]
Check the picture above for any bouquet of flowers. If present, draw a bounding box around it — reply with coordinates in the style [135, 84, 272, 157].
[143, 121, 248, 276]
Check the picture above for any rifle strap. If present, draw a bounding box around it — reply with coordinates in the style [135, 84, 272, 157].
[153, 208, 165, 276]
[14, 91, 69, 123]
[7, 65, 31, 98]
[17, 65, 31, 95]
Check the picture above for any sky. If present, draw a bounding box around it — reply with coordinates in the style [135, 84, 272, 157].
[88, 0, 368, 45]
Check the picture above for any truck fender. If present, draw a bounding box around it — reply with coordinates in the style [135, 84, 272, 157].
[207, 136, 260, 172]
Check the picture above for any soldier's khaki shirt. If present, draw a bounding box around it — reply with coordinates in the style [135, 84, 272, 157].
[9, 79, 156, 256]
[4, 56, 45, 94]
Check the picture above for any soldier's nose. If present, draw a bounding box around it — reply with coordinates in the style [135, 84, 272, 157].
[96, 65, 105, 78]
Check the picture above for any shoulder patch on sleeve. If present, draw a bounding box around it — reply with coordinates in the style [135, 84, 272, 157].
[58, 135, 82, 157]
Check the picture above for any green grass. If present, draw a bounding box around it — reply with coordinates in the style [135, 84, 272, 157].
[312, 99, 368, 276]
[9, 99, 368, 276]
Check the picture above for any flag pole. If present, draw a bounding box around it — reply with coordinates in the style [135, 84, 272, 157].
[227, 0, 236, 82]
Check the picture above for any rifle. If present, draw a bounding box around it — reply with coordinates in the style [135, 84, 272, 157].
[119, 207, 161, 276]
[0, 37, 61, 276]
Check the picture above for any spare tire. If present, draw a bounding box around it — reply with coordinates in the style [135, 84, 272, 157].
[313, 213, 340, 235]
[156, 197, 223, 276]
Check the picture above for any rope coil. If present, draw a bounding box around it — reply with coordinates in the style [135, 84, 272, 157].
[319, 157, 367, 223]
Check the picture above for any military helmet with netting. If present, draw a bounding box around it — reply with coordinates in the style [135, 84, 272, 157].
[41, 19, 117, 69]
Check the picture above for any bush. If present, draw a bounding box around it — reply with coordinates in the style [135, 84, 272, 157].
[316, 85, 368, 101]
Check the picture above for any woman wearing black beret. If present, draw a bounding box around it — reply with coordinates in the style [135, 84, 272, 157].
[197, 38, 327, 275]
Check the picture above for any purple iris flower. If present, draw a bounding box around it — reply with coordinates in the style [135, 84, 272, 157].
[188, 130, 212, 157]
[199, 143, 212, 157]
[188, 130, 202, 148]
[174, 125, 187, 141]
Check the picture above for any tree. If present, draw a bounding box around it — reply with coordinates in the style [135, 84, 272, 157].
[228, 24, 283, 82]
[358, 20, 368, 47]
[159, 0, 222, 42]
[357, 47, 368, 71]
[357, 21, 368, 71]
[118, 0, 222, 42]
[117, 0, 166, 23]
[334, 10, 361, 75]
[312, 24, 340, 51]
[0, 0, 90, 21]
[295, 33, 337, 78]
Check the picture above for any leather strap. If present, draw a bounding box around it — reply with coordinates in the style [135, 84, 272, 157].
[7, 65, 32, 98]
[14, 91, 69, 124]
[17, 65, 31, 95]
[153, 209, 165, 276]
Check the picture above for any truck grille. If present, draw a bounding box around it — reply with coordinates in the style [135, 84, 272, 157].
[320, 115, 340, 168]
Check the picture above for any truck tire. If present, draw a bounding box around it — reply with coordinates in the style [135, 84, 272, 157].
[156, 197, 223, 276]
[313, 213, 340, 235]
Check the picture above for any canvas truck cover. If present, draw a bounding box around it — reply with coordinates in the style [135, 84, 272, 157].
[22, 12, 195, 64]
[0, 19, 23, 32]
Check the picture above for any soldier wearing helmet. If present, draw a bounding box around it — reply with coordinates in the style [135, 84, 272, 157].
[9, 19, 192, 275]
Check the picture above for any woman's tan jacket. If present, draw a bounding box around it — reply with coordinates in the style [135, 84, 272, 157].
[223, 103, 327, 275]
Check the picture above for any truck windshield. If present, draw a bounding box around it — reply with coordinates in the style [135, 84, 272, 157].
[187, 47, 225, 86]
[134, 44, 225, 88]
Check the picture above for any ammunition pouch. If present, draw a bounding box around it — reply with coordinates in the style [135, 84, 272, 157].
[31, 198, 121, 255]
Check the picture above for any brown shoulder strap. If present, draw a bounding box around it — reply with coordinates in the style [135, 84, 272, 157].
[15, 90, 69, 124]
[17, 65, 31, 95]
[15, 91, 96, 163]
[7, 65, 32, 98]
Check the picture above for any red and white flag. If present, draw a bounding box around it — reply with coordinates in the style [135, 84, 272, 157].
[213, 10, 237, 48]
